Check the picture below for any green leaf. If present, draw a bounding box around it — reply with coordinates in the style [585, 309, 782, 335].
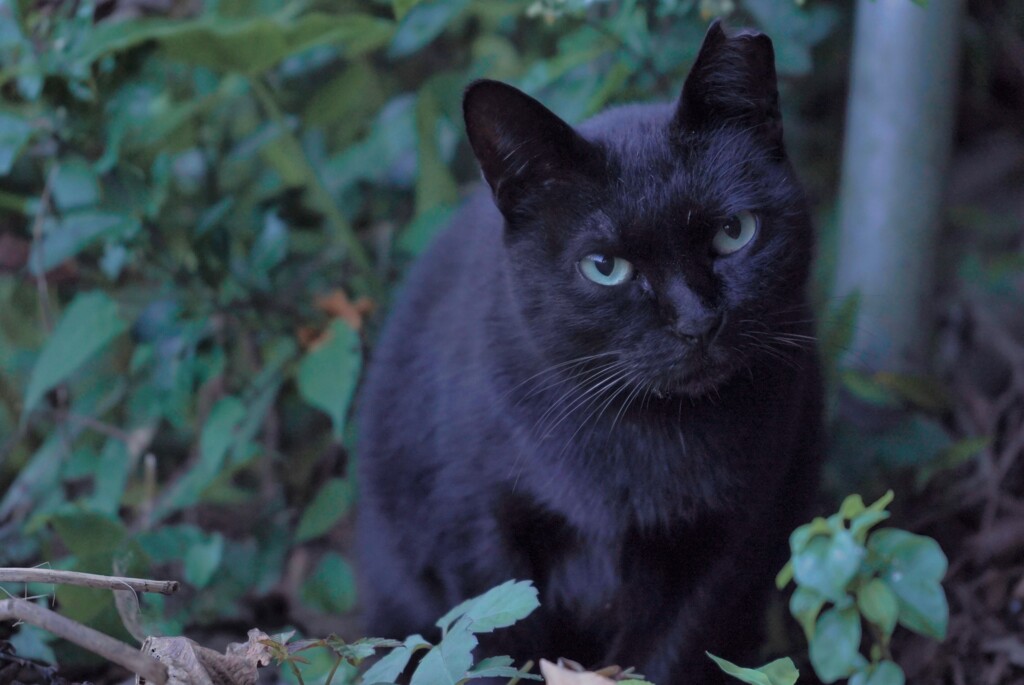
[300, 552, 356, 614]
[89, 439, 130, 516]
[839, 494, 866, 519]
[398, 204, 455, 255]
[871, 415, 953, 468]
[867, 491, 895, 513]
[30, 212, 139, 274]
[0, 111, 32, 174]
[851, 661, 906, 685]
[303, 60, 386, 135]
[872, 372, 950, 413]
[790, 585, 827, 640]
[850, 511, 890, 544]
[137, 524, 210, 562]
[868, 529, 947, 583]
[775, 559, 794, 590]
[78, 12, 394, 74]
[865, 661, 905, 685]
[435, 579, 540, 635]
[856, 578, 898, 638]
[389, 0, 469, 58]
[809, 606, 862, 683]
[820, 291, 859, 368]
[153, 396, 247, 519]
[792, 529, 864, 602]
[840, 369, 901, 408]
[8, 625, 56, 665]
[184, 532, 224, 589]
[707, 653, 799, 685]
[295, 477, 353, 542]
[758, 658, 801, 685]
[915, 436, 989, 489]
[361, 634, 431, 684]
[52, 158, 100, 211]
[326, 636, 402, 664]
[414, 87, 457, 216]
[465, 665, 543, 681]
[465, 654, 541, 681]
[249, 211, 289, 278]
[23, 291, 128, 415]
[884, 573, 948, 639]
[789, 516, 832, 554]
[50, 508, 127, 558]
[296, 320, 362, 439]
[392, 0, 423, 20]
[411, 616, 476, 685]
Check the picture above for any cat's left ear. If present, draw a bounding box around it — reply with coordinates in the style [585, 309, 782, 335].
[674, 20, 783, 151]
[463, 80, 599, 216]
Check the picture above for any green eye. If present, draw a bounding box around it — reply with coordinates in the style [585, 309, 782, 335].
[712, 211, 759, 255]
[579, 254, 635, 286]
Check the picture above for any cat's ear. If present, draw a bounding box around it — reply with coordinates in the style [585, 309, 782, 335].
[675, 20, 783, 150]
[463, 80, 598, 215]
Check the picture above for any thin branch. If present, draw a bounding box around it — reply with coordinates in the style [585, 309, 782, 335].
[29, 166, 56, 334]
[48, 409, 133, 443]
[0, 597, 168, 684]
[0, 568, 179, 595]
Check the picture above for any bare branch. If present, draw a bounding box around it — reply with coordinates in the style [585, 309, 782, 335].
[0, 568, 179, 595]
[0, 596, 168, 684]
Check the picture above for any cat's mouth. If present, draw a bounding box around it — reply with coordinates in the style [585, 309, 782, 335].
[640, 353, 739, 398]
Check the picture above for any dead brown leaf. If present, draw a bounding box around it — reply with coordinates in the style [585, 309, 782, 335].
[315, 290, 374, 331]
[540, 659, 617, 685]
[139, 630, 272, 685]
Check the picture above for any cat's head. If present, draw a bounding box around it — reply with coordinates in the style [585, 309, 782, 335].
[463, 20, 814, 397]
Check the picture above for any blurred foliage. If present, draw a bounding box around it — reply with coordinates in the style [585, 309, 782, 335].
[0, 0, 976, 674]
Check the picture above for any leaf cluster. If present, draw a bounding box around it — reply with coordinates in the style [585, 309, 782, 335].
[264, 580, 543, 685]
[776, 492, 949, 685]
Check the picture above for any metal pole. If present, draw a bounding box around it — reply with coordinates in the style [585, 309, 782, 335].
[835, 0, 964, 374]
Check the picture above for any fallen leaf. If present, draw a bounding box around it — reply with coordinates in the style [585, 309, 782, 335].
[315, 290, 374, 331]
[540, 659, 616, 685]
[139, 631, 271, 685]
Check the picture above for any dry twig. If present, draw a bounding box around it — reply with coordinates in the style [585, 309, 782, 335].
[0, 568, 179, 595]
[0, 596, 168, 684]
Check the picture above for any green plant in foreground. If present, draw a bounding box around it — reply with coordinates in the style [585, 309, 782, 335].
[265, 580, 545, 685]
[262, 490, 946, 685]
[775, 491, 949, 685]
[709, 653, 799, 685]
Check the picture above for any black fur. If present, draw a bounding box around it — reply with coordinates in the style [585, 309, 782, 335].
[357, 20, 823, 684]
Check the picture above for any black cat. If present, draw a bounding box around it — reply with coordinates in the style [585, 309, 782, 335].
[357, 20, 823, 685]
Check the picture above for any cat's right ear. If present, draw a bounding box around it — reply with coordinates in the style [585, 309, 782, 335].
[463, 80, 597, 216]
[675, 20, 783, 151]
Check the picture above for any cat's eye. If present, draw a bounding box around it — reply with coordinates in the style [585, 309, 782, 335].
[579, 254, 635, 286]
[712, 211, 759, 255]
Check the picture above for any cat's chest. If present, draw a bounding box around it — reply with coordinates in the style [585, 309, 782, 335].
[497, 394, 773, 532]
[499, 490, 729, 627]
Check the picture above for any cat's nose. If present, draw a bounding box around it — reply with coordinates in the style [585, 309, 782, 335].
[671, 312, 724, 347]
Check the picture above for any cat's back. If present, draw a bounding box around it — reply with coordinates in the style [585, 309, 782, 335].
[357, 189, 504, 442]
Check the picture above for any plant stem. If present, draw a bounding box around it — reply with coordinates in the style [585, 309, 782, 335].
[288, 659, 307, 685]
[324, 654, 344, 685]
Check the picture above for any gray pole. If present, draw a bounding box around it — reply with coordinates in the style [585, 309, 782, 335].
[834, 0, 964, 374]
